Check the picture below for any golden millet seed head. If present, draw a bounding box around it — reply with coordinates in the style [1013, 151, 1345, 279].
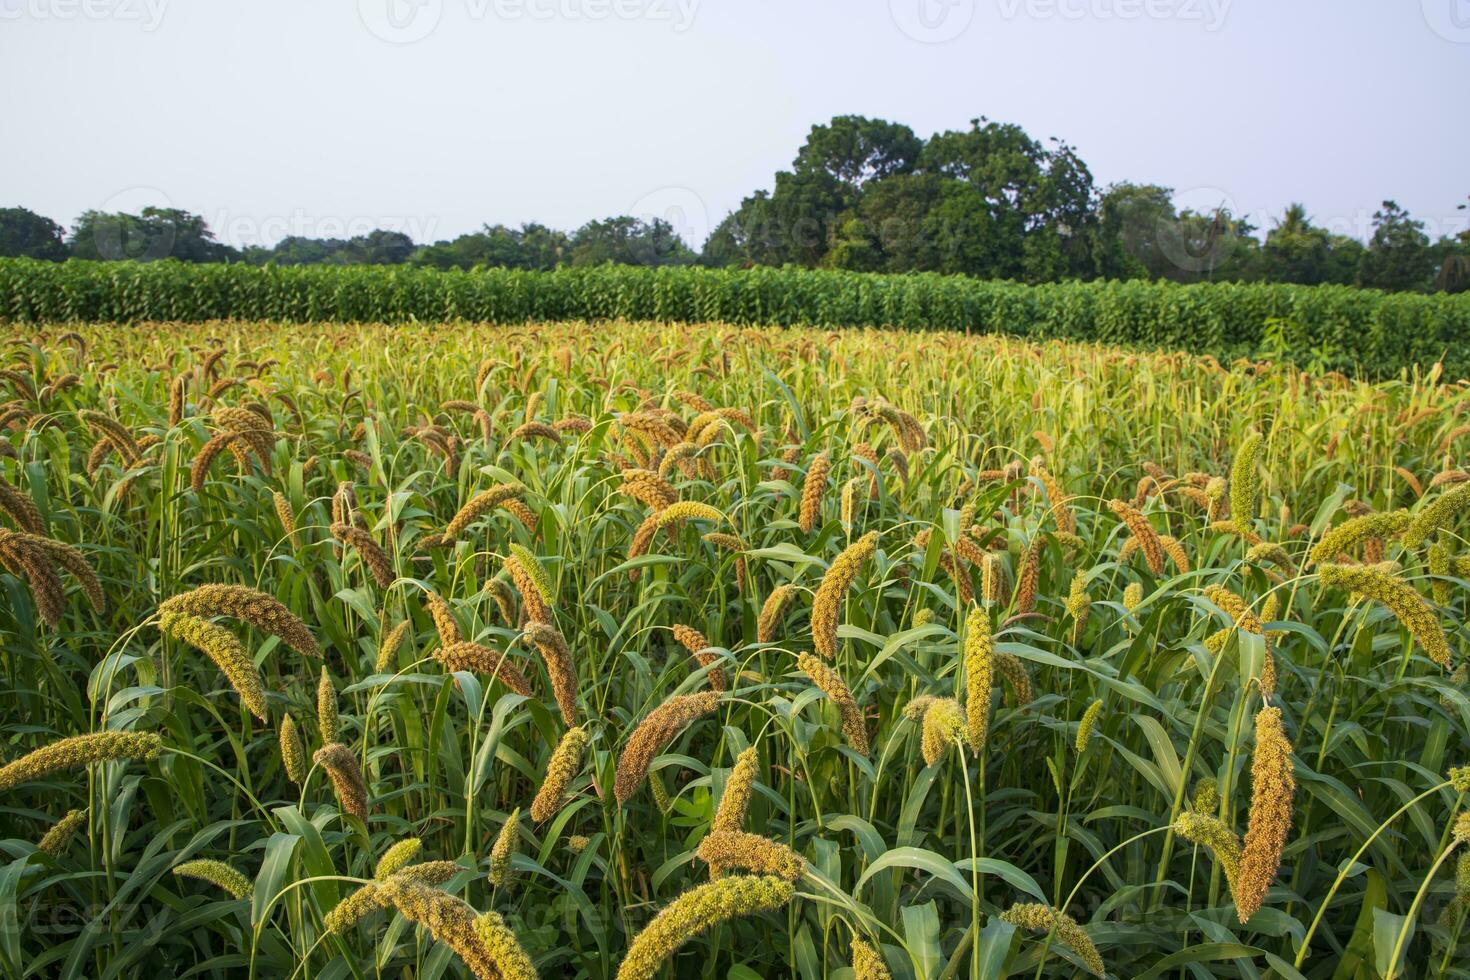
[712, 746, 759, 835]
[1236, 705, 1296, 924]
[531, 726, 588, 823]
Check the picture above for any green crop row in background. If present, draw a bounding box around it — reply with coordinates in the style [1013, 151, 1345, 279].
[3, 258, 1468, 377]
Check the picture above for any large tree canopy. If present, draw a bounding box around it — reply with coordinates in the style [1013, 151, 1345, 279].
[0, 207, 68, 261]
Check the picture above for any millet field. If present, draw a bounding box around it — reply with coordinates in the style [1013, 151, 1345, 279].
[1, 319, 1469, 979]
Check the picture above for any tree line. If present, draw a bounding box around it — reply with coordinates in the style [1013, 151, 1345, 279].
[3, 114, 1466, 293]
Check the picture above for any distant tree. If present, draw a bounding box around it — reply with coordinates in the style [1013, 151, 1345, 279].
[412, 223, 568, 271]
[793, 115, 922, 193]
[569, 216, 696, 267]
[827, 173, 1005, 277]
[1432, 196, 1470, 294]
[1097, 183, 1176, 279]
[0, 207, 68, 261]
[825, 172, 942, 273]
[1156, 206, 1259, 284]
[702, 191, 775, 268]
[338, 230, 415, 265]
[704, 139, 883, 269]
[918, 119, 1099, 282]
[1358, 200, 1433, 291]
[70, 208, 236, 263]
[1261, 204, 1362, 285]
[242, 236, 350, 265]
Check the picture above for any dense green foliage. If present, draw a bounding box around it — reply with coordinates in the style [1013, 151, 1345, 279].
[3, 258, 1469, 377]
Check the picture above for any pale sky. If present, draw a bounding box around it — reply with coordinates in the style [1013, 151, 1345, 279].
[2, 0, 1466, 249]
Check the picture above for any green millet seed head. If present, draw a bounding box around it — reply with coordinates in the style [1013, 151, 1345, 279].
[374, 837, 423, 880]
[1431, 540, 1451, 606]
[653, 500, 725, 529]
[1405, 482, 1470, 549]
[1308, 511, 1412, 565]
[279, 715, 306, 784]
[36, 809, 86, 856]
[919, 697, 965, 767]
[158, 583, 319, 658]
[1455, 812, 1470, 847]
[851, 937, 892, 980]
[491, 807, 521, 887]
[372, 878, 499, 979]
[324, 882, 382, 934]
[1193, 778, 1220, 814]
[173, 859, 253, 900]
[1075, 698, 1103, 753]
[695, 830, 804, 881]
[963, 607, 993, 754]
[442, 483, 524, 542]
[375, 620, 410, 675]
[1123, 581, 1144, 612]
[473, 910, 539, 980]
[999, 903, 1105, 977]
[647, 769, 673, 814]
[1318, 563, 1451, 668]
[1174, 811, 1242, 897]
[0, 731, 162, 792]
[317, 667, 338, 742]
[158, 610, 268, 721]
[1230, 432, 1263, 535]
